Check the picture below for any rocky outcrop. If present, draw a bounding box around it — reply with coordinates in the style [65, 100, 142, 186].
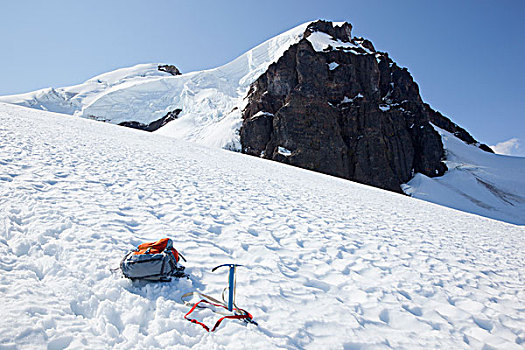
[425, 106, 494, 153]
[158, 65, 181, 76]
[240, 20, 490, 193]
[119, 109, 181, 132]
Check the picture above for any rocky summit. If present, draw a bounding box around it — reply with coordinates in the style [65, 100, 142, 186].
[240, 20, 492, 193]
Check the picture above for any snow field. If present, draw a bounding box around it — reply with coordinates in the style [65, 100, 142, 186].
[0, 103, 524, 349]
[403, 126, 525, 225]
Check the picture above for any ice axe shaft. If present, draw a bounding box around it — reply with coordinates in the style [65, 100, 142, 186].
[212, 264, 243, 311]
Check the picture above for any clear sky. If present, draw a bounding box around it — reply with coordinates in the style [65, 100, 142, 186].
[1, 0, 524, 155]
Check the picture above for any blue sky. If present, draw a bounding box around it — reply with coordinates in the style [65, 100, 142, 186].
[1, 0, 523, 154]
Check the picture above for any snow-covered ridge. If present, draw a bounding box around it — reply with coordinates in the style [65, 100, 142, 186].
[0, 22, 317, 149]
[1, 103, 523, 349]
[0, 21, 363, 150]
[0, 63, 169, 115]
[306, 31, 373, 54]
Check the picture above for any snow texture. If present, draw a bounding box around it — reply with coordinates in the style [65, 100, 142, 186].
[0, 64, 169, 116]
[402, 126, 525, 225]
[1, 103, 524, 349]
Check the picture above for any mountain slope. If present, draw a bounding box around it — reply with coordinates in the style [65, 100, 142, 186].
[0, 63, 170, 115]
[1, 103, 524, 349]
[0, 23, 312, 149]
[0, 21, 522, 226]
[239, 21, 497, 193]
[402, 126, 525, 225]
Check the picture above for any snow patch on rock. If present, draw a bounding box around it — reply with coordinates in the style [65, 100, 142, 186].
[277, 146, 292, 156]
[328, 62, 340, 70]
[306, 31, 373, 54]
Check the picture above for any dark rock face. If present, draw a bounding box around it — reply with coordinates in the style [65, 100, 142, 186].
[241, 20, 489, 193]
[158, 65, 181, 76]
[119, 109, 181, 132]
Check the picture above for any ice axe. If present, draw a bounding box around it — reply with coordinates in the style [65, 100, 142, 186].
[212, 264, 243, 312]
[182, 264, 256, 331]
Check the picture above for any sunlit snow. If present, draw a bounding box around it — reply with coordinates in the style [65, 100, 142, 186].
[1, 103, 524, 349]
[402, 126, 525, 225]
[306, 31, 373, 54]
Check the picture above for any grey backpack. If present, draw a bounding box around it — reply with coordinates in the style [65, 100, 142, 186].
[120, 238, 187, 281]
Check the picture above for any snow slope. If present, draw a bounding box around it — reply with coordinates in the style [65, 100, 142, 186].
[402, 127, 525, 225]
[0, 64, 170, 116]
[1, 103, 524, 349]
[0, 23, 312, 150]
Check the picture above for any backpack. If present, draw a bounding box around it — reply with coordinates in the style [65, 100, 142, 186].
[120, 238, 187, 281]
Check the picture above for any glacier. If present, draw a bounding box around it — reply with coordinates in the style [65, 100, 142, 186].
[1, 103, 524, 349]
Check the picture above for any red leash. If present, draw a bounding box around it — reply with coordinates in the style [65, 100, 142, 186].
[182, 293, 255, 332]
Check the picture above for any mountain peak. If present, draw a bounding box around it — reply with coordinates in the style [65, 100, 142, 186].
[1, 20, 516, 224]
[304, 20, 353, 43]
[240, 20, 492, 194]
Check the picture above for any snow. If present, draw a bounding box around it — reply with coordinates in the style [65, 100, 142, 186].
[340, 93, 363, 105]
[328, 62, 339, 70]
[0, 64, 168, 116]
[402, 126, 525, 225]
[306, 32, 373, 55]
[277, 146, 292, 156]
[307, 31, 356, 52]
[379, 105, 391, 112]
[252, 111, 274, 118]
[1, 103, 524, 349]
[0, 23, 311, 150]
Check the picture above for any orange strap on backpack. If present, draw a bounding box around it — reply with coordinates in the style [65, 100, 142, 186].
[132, 238, 184, 263]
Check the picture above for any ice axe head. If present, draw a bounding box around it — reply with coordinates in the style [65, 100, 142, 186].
[211, 263, 243, 272]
